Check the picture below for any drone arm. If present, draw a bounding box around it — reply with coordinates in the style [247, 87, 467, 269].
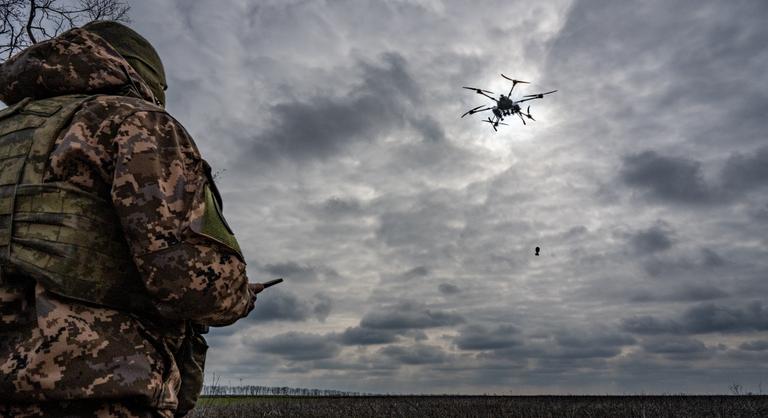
[461, 106, 492, 118]
[507, 81, 521, 97]
[478, 92, 497, 101]
[516, 97, 539, 103]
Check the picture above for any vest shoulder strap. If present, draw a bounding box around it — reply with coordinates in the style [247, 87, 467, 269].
[20, 95, 95, 184]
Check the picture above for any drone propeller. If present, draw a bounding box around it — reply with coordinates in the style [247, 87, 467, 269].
[523, 90, 558, 99]
[525, 105, 535, 121]
[463, 86, 494, 95]
[500, 74, 529, 85]
[482, 118, 498, 132]
[483, 117, 507, 131]
[461, 105, 492, 118]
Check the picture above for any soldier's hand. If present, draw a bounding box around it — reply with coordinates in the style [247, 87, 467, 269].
[249, 283, 266, 295]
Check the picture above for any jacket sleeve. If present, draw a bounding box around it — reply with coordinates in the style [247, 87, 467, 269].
[110, 110, 254, 326]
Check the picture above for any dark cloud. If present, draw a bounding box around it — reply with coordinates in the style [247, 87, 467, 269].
[410, 116, 446, 143]
[404, 330, 429, 342]
[250, 289, 311, 321]
[641, 256, 694, 278]
[454, 324, 522, 350]
[243, 53, 443, 162]
[620, 151, 715, 204]
[620, 146, 768, 207]
[249, 289, 332, 322]
[753, 203, 768, 221]
[739, 340, 768, 351]
[673, 285, 729, 302]
[376, 209, 459, 249]
[622, 301, 768, 335]
[338, 327, 399, 346]
[313, 293, 333, 322]
[621, 315, 681, 335]
[555, 331, 636, 348]
[260, 261, 338, 282]
[396, 266, 430, 281]
[700, 248, 726, 268]
[543, 330, 636, 360]
[484, 340, 625, 361]
[335, 300, 465, 347]
[250, 332, 341, 361]
[629, 222, 674, 254]
[681, 301, 768, 334]
[378, 344, 448, 365]
[642, 336, 708, 354]
[548, 346, 623, 360]
[629, 284, 728, 303]
[721, 145, 768, 195]
[360, 301, 465, 330]
[638, 246, 732, 278]
[438, 283, 461, 295]
[466, 328, 635, 362]
[564, 225, 588, 239]
[545, 0, 768, 148]
[262, 262, 317, 280]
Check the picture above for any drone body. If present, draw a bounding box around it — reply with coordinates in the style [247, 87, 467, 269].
[461, 74, 557, 131]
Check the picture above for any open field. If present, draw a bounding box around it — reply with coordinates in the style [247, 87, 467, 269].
[190, 395, 768, 417]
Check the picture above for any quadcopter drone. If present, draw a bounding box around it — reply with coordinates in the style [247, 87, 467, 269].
[461, 74, 557, 131]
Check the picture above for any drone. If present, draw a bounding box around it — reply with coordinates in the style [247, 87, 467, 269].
[461, 74, 557, 131]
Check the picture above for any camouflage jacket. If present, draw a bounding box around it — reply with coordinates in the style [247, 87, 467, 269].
[0, 28, 254, 413]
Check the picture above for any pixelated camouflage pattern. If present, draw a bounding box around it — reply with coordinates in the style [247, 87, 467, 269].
[0, 28, 157, 106]
[0, 95, 160, 316]
[0, 26, 254, 415]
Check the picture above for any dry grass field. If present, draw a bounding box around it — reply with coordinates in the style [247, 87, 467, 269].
[189, 395, 768, 418]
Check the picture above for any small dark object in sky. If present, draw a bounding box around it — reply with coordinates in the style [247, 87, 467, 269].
[535, 247, 540, 256]
[461, 74, 556, 132]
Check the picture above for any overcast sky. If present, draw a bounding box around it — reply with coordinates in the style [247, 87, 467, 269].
[125, 0, 768, 394]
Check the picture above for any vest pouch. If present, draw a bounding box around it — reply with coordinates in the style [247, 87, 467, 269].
[174, 322, 208, 417]
[0, 95, 157, 315]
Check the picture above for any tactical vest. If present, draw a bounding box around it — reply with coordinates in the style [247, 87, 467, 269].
[0, 94, 156, 315]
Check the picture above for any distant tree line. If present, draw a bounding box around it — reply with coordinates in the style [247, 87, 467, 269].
[201, 385, 369, 397]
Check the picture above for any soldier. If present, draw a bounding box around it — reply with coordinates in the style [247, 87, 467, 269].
[0, 21, 263, 417]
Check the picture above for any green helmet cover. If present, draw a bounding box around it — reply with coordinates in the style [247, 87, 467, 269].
[82, 20, 167, 106]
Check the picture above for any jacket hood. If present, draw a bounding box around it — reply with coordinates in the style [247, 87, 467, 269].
[0, 28, 157, 106]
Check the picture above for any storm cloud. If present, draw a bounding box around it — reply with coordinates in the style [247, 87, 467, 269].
[629, 222, 675, 254]
[454, 324, 522, 350]
[250, 332, 342, 361]
[338, 326, 399, 346]
[622, 301, 768, 335]
[249, 289, 331, 322]
[360, 301, 465, 330]
[620, 151, 715, 204]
